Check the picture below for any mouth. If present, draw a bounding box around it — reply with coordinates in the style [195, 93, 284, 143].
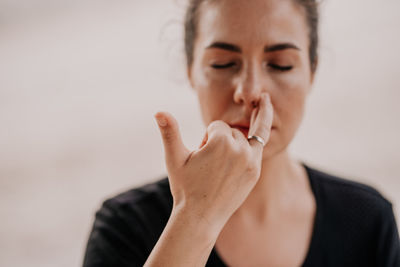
[230, 125, 276, 138]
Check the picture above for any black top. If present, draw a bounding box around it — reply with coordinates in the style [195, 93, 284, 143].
[83, 163, 400, 266]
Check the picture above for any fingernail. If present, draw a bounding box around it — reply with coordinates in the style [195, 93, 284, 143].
[155, 114, 167, 127]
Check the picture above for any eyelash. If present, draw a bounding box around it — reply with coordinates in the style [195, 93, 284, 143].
[268, 63, 293, 72]
[211, 62, 293, 72]
[211, 62, 236, 69]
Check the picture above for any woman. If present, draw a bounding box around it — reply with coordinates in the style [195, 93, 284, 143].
[83, 0, 400, 266]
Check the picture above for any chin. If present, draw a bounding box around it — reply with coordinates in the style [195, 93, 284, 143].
[261, 131, 291, 160]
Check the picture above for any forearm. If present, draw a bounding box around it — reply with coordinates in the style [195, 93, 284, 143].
[143, 208, 221, 267]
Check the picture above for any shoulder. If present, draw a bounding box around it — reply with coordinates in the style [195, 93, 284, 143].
[103, 176, 171, 207]
[303, 164, 400, 264]
[83, 176, 173, 266]
[303, 163, 396, 233]
[83, 177, 172, 266]
[304, 163, 393, 210]
[100, 176, 173, 222]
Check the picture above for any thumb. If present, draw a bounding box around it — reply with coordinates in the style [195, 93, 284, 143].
[154, 111, 190, 168]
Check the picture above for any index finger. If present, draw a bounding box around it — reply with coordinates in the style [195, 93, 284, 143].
[247, 93, 274, 151]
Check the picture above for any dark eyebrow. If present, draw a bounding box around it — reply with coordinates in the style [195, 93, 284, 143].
[264, 43, 300, 52]
[206, 42, 300, 53]
[206, 42, 241, 53]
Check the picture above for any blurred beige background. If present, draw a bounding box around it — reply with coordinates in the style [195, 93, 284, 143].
[0, 0, 399, 266]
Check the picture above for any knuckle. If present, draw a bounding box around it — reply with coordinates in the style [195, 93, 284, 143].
[231, 128, 240, 134]
[215, 132, 231, 144]
[244, 156, 259, 175]
[231, 128, 245, 139]
[208, 132, 230, 148]
[208, 120, 225, 130]
[245, 163, 257, 176]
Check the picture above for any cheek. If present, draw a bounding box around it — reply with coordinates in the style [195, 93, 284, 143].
[196, 81, 232, 125]
[272, 72, 309, 129]
[192, 64, 233, 125]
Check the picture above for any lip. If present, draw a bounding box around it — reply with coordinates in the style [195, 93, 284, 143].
[229, 124, 276, 138]
[230, 120, 250, 128]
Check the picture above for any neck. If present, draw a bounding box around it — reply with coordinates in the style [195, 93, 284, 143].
[233, 149, 307, 221]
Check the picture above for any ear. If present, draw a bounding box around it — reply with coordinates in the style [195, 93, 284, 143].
[187, 65, 195, 90]
[310, 57, 319, 84]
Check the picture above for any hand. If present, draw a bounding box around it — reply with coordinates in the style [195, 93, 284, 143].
[154, 93, 274, 231]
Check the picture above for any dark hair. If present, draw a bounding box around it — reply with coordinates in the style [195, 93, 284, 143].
[184, 0, 319, 73]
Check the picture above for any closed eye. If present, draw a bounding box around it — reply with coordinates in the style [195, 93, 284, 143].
[211, 62, 236, 69]
[268, 63, 293, 71]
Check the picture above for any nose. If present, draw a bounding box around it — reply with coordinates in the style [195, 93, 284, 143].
[233, 63, 263, 109]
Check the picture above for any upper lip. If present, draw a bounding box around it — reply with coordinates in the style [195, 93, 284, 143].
[229, 122, 250, 128]
[229, 122, 276, 129]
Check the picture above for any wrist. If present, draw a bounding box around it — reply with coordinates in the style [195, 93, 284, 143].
[170, 205, 224, 243]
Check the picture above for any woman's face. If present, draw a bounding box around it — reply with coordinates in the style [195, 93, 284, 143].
[188, 0, 315, 158]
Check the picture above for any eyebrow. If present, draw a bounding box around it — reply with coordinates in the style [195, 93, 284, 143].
[206, 42, 300, 53]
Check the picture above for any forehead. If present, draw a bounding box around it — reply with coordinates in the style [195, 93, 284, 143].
[196, 0, 309, 50]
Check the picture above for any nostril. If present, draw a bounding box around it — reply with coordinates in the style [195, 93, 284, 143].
[251, 101, 257, 108]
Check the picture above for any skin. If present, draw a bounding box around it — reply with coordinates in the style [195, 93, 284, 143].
[189, 0, 316, 265]
[155, 0, 317, 266]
